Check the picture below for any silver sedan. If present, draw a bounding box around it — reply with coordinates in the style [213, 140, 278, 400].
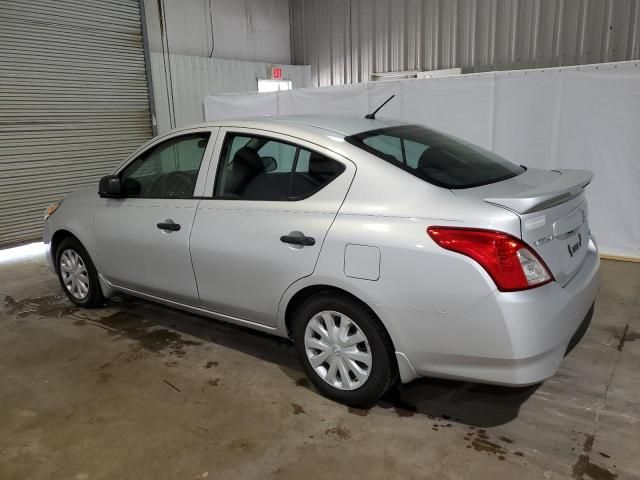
[43, 116, 600, 406]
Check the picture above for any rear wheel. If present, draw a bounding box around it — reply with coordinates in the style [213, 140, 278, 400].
[292, 293, 397, 406]
[55, 237, 104, 308]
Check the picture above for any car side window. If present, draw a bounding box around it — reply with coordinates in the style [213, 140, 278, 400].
[214, 133, 345, 200]
[120, 133, 210, 199]
[403, 139, 429, 168]
[363, 134, 403, 163]
[363, 135, 429, 168]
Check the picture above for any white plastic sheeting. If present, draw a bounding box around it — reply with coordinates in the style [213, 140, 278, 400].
[204, 61, 640, 259]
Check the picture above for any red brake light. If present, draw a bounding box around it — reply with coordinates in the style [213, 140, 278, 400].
[426, 227, 553, 292]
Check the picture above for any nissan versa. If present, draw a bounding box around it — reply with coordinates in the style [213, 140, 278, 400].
[43, 115, 600, 406]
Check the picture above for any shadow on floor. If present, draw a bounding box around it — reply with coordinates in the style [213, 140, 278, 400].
[5, 291, 537, 428]
[381, 378, 538, 427]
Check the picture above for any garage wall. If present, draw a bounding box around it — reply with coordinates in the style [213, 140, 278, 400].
[203, 61, 640, 259]
[0, 0, 152, 248]
[143, 0, 292, 63]
[291, 0, 640, 86]
[151, 54, 311, 133]
[142, 0, 296, 133]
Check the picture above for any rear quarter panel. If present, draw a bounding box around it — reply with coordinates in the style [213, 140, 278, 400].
[278, 155, 522, 341]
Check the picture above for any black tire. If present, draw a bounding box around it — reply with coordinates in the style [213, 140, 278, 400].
[292, 293, 398, 407]
[55, 236, 104, 308]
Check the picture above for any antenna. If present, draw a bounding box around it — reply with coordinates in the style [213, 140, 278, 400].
[365, 95, 395, 120]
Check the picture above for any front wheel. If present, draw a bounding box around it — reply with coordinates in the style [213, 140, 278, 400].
[55, 237, 104, 308]
[292, 294, 397, 407]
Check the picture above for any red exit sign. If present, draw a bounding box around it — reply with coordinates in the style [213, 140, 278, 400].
[271, 67, 282, 80]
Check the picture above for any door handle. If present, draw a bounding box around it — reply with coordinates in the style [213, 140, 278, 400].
[280, 233, 315, 246]
[157, 220, 181, 232]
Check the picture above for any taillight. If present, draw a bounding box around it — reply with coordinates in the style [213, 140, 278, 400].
[426, 227, 553, 292]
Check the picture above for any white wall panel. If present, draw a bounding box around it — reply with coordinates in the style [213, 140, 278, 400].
[493, 71, 562, 170]
[151, 53, 311, 132]
[204, 61, 640, 259]
[402, 75, 495, 148]
[289, 85, 369, 115]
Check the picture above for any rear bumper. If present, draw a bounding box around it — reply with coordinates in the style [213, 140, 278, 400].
[379, 238, 600, 386]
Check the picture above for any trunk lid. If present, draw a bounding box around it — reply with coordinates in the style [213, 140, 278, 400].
[453, 168, 593, 285]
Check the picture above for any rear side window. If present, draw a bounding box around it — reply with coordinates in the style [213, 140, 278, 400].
[347, 125, 525, 189]
[214, 133, 345, 200]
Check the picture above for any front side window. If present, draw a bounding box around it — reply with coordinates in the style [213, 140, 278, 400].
[120, 133, 210, 198]
[214, 133, 345, 200]
[347, 125, 525, 189]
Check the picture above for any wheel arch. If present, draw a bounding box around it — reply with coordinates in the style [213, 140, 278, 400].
[50, 228, 115, 299]
[282, 283, 390, 345]
[280, 279, 419, 384]
[50, 229, 79, 261]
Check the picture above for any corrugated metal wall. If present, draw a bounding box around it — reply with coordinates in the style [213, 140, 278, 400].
[291, 0, 640, 86]
[144, 0, 292, 63]
[0, 0, 152, 247]
[151, 53, 311, 132]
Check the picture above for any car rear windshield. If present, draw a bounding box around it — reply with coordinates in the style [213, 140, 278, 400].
[345, 125, 525, 189]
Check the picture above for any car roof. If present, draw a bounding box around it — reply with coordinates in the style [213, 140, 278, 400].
[190, 115, 409, 137]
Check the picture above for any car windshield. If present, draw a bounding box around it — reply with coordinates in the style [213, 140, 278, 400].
[345, 125, 525, 189]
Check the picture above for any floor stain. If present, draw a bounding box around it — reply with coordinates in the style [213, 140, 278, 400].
[325, 426, 351, 440]
[469, 430, 507, 456]
[572, 433, 618, 480]
[294, 377, 310, 388]
[463, 429, 524, 461]
[82, 310, 201, 357]
[204, 361, 219, 369]
[617, 324, 630, 352]
[347, 407, 370, 417]
[617, 324, 639, 352]
[3, 294, 79, 318]
[97, 372, 113, 384]
[583, 463, 618, 480]
[291, 403, 305, 415]
[207, 378, 220, 387]
[229, 439, 254, 451]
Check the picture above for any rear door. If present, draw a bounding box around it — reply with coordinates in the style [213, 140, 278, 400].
[190, 128, 355, 326]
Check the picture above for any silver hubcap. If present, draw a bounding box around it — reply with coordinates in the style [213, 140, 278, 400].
[59, 249, 89, 300]
[304, 310, 372, 391]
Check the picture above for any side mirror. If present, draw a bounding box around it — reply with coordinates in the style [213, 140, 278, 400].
[261, 156, 278, 172]
[99, 175, 122, 198]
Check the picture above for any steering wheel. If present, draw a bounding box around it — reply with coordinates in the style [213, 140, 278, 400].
[147, 172, 194, 198]
[164, 172, 194, 198]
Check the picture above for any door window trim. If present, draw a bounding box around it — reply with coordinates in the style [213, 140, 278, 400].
[211, 131, 346, 202]
[112, 128, 217, 200]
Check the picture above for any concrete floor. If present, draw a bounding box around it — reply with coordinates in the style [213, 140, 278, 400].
[0, 254, 638, 480]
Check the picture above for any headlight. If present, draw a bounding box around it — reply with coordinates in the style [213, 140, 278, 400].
[44, 200, 62, 220]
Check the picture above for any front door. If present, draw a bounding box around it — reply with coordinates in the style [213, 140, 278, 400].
[190, 128, 355, 326]
[94, 129, 217, 304]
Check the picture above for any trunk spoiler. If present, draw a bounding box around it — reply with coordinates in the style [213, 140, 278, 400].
[484, 169, 593, 214]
